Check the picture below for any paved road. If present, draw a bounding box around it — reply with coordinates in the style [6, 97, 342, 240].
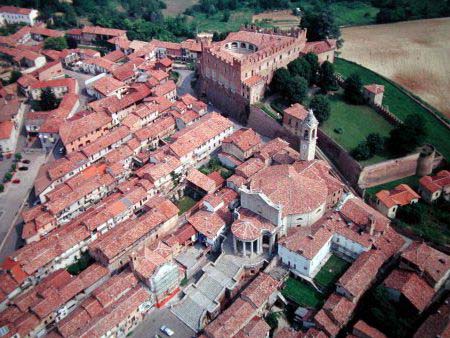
[0, 150, 46, 261]
[63, 69, 95, 111]
[176, 70, 195, 97]
[132, 307, 195, 338]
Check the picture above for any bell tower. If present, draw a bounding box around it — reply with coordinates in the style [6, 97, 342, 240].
[300, 109, 318, 161]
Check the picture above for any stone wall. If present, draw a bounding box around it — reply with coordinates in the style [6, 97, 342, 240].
[198, 77, 249, 123]
[316, 129, 362, 186]
[247, 105, 298, 147]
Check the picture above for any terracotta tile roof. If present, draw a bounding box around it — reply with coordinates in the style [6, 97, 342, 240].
[81, 26, 126, 37]
[337, 250, 386, 301]
[169, 112, 233, 158]
[235, 158, 265, 179]
[339, 197, 390, 234]
[83, 57, 116, 72]
[383, 269, 434, 312]
[163, 223, 196, 246]
[284, 103, 309, 121]
[92, 76, 126, 96]
[400, 242, 450, 287]
[188, 210, 225, 240]
[30, 78, 77, 93]
[207, 171, 225, 188]
[242, 75, 264, 87]
[223, 128, 261, 154]
[353, 320, 386, 338]
[60, 111, 111, 146]
[151, 80, 176, 97]
[81, 125, 130, 157]
[111, 58, 144, 81]
[376, 184, 420, 208]
[0, 6, 34, 15]
[419, 170, 450, 194]
[241, 272, 279, 308]
[89, 84, 151, 114]
[232, 208, 276, 241]
[414, 296, 450, 338]
[134, 115, 175, 142]
[314, 309, 340, 337]
[186, 168, 217, 193]
[102, 49, 125, 62]
[364, 84, 385, 95]
[30, 27, 64, 38]
[249, 164, 328, 216]
[235, 316, 271, 338]
[205, 298, 255, 338]
[323, 293, 356, 326]
[279, 225, 332, 260]
[304, 39, 336, 54]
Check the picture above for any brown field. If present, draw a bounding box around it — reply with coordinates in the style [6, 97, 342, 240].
[340, 18, 450, 117]
[163, 0, 198, 16]
[252, 10, 300, 30]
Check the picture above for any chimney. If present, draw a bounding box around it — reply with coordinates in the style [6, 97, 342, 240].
[368, 214, 376, 236]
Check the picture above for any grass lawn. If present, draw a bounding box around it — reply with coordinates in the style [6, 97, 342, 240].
[314, 255, 350, 291]
[320, 91, 394, 165]
[334, 58, 450, 160]
[281, 277, 324, 309]
[199, 157, 234, 179]
[293, 0, 378, 26]
[175, 196, 198, 215]
[189, 9, 254, 33]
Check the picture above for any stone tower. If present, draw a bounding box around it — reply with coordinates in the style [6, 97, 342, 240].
[300, 109, 318, 161]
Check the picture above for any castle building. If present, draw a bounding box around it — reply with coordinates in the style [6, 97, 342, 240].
[198, 26, 308, 121]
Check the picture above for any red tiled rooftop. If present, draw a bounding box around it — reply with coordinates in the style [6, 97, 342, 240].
[376, 184, 420, 208]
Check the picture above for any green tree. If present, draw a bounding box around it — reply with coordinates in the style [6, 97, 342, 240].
[351, 141, 372, 161]
[3, 172, 12, 182]
[14, 152, 22, 161]
[397, 203, 424, 224]
[366, 133, 385, 155]
[309, 95, 330, 123]
[318, 61, 338, 92]
[0, 184, 4, 193]
[344, 73, 364, 104]
[270, 68, 291, 93]
[8, 70, 22, 84]
[285, 76, 308, 103]
[304, 52, 320, 84]
[288, 58, 312, 84]
[265, 312, 278, 331]
[39, 88, 59, 111]
[386, 114, 428, 155]
[44, 36, 68, 51]
[301, 5, 342, 46]
[222, 10, 230, 22]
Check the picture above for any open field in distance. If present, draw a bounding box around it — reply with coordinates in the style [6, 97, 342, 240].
[163, 0, 198, 16]
[252, 10, 300, 29]
[340, 17, 450, 117]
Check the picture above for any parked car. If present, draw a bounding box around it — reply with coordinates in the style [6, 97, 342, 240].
[18, 167, 28, 171]
[22, 159, 30, 164]
[12, 179, 20, 184]
[160, 326, 174, 336]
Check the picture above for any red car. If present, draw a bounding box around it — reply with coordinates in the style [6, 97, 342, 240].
[12, 179, 20, 184]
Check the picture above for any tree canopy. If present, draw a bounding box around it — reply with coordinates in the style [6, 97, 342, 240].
[344, 73, 364, 104]
[309, 95, 330, 123]
[386, 114, 428, 155]
[44, 37, 68, 51]
[301, 4, 342, 47]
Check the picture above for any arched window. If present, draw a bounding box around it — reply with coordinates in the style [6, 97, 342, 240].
[303, 130, 309, 140]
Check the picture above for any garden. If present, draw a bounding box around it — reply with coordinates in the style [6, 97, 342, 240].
[175, 195, 198, 215]
[313, 255, 350, 292]
[366, 176, 450, 246]
[281, 277, 324, 309]
[67, 252, 95, 275]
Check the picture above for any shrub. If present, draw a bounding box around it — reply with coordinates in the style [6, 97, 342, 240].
[344, 73, 364, 104]
[14, 153, 22, 161]
[309, 95, 330, 123]
[351, 141, 372, 160]
[366, 133, 385, 155]
[397, 203, 424, 224]
[4, 172, 12, 182]
[0, 184, 4, 193]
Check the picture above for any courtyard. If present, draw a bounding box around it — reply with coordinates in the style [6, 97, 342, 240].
[313, 255, 350, 292]
[281, 277, 324, 310]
